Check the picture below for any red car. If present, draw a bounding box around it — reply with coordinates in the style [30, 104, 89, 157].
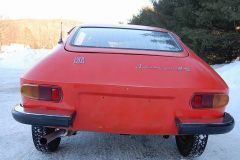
[12, 24, 234, 157]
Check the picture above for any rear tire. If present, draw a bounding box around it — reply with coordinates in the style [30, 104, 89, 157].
[32, 125, 61, 152]
[175, 134, 208, 157]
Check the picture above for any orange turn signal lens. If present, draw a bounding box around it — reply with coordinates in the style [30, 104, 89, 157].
[213, 94, 229, 108]
[21, 84, 39, 99]
[21, 84, 62, 102]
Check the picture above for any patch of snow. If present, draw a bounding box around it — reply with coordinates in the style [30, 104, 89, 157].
[199, 135, 205, 140]
[210, 63, 226, 70]
[0, 49, 50, 69]
[0, 52, 12, 59]
[215, 61, 240, 124]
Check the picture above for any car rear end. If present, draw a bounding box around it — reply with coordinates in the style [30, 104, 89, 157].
[12, 24, 234, 157]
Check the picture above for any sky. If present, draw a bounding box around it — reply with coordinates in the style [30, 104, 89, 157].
[0, 0, 152, 24]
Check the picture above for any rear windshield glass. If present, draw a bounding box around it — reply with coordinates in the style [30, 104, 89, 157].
[71, 27, 182, 52]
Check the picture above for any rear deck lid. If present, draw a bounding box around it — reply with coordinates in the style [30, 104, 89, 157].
[65, 25, 189, 57]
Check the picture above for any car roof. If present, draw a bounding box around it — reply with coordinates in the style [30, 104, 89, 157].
[77, 24, 170, 32]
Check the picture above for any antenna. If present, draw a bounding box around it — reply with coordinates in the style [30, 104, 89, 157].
[58, 22, 63, 44]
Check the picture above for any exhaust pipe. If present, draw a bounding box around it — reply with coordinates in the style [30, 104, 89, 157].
[40, 129, 66, 145]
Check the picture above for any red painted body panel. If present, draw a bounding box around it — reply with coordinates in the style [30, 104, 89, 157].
[20, 24, 228, 135]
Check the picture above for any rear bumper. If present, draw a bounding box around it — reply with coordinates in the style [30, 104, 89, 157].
[12, 104, 234, 135]
[175, 112, 235, 135]
[12, 104, 76, 127]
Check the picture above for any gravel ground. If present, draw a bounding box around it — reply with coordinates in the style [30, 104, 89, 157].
[0, 68, 239, 160]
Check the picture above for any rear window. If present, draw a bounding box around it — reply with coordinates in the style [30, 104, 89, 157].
[71, 27, 183, 52]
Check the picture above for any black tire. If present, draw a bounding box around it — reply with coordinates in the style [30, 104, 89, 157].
[32, 125, 61, 152]
[175, 134, 208, 157]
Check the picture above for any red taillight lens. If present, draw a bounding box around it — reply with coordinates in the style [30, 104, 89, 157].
[194, 95, 202, 108]
[21, 84, 62, 102]
[38, 85, 62, 101]
[51, 88, 60, 101]
[191, 93, 229, 109]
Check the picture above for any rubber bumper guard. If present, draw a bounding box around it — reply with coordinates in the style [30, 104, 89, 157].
[12, 104, 76, 127]
[175, 112, 235, 135]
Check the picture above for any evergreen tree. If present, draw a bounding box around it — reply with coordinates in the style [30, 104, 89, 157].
[129, 0, 240, 64]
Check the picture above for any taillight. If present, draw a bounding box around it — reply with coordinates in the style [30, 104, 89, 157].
[21, 84, 62, 102]
[191, 93, 229, 109]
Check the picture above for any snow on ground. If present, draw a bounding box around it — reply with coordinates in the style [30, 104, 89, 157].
[0, 50, 239, 160]
[0, 49, 50, 69]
